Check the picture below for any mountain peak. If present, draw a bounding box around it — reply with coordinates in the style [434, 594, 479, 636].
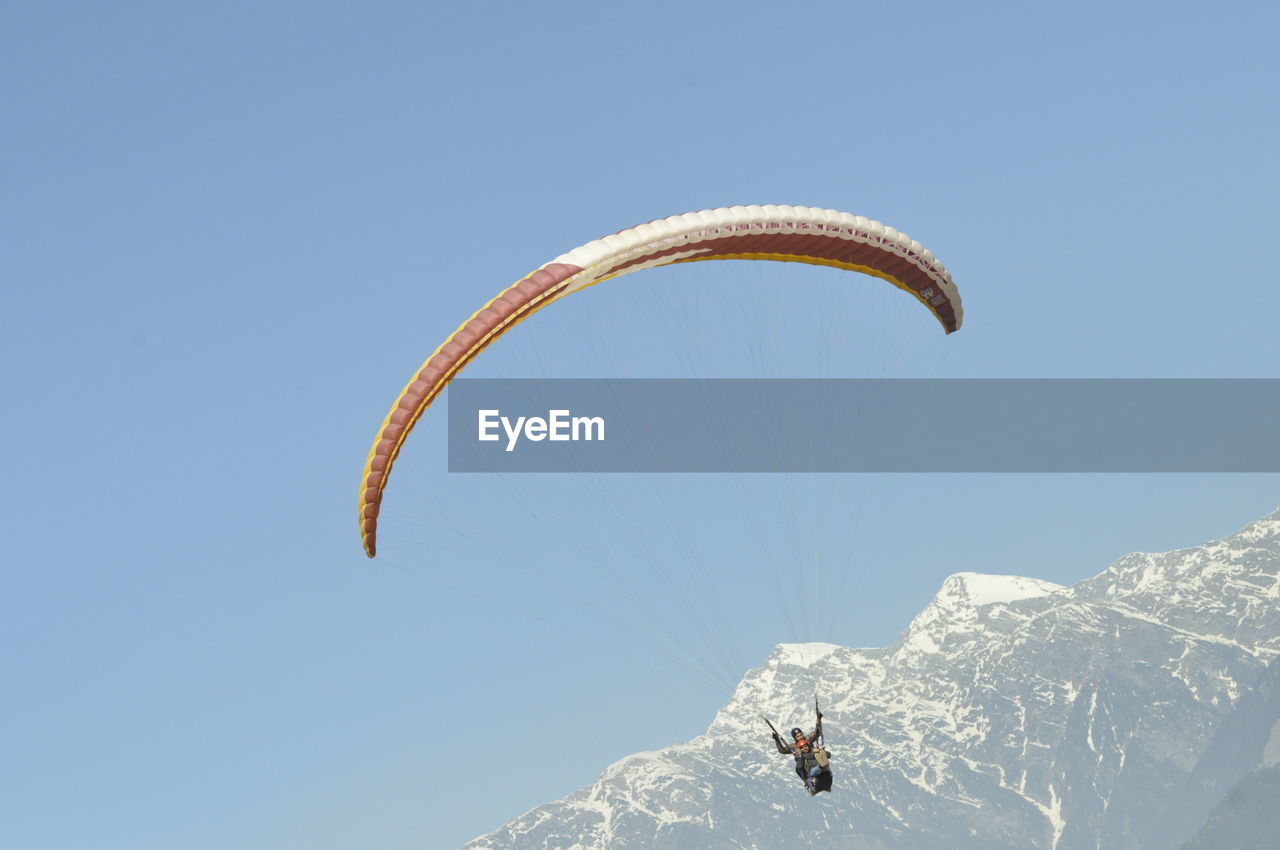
[937, 572, 1065, 607]
[770, 642, 843, 668]
[896, 572, 1065, 658]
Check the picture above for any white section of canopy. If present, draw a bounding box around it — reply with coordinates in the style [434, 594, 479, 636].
[549, 204, 962, 329]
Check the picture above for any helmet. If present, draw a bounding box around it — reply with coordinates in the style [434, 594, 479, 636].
[791, 728, 805, 739]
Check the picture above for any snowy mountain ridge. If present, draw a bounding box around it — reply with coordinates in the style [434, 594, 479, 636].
[464, 507, 1280, 850]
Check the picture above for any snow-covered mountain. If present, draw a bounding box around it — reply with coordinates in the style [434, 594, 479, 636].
[463, 508, 1280, 850]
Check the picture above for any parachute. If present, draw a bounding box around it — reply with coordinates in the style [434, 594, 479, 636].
[358, 204, 963, 557]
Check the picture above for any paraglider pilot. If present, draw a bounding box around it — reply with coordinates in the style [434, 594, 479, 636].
[768, 705, 831, 794]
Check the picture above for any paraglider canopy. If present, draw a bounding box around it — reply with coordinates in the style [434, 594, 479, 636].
[358, 204, 963, 558]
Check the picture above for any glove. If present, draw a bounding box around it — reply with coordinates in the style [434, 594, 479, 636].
[817, 712, 823, 720]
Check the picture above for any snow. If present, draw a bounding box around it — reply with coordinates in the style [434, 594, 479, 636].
[904, 629, 940, 654]
[773, 642, 842, 667]
[944, 572, 1065, 606]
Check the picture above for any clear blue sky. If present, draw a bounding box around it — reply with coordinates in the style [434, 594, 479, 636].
[3, 2, 1278, 848]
